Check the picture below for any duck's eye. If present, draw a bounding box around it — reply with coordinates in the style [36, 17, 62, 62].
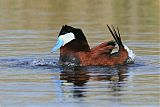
[59, 31, 67, 35]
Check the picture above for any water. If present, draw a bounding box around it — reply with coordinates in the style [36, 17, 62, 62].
[0, 0, 159, 107]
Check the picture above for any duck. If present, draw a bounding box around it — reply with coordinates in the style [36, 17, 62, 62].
[51, 25, 135, 66]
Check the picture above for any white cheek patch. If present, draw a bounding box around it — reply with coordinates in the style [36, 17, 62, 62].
[59, 32, 75, 46]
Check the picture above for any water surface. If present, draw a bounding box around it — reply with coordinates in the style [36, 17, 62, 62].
[0, 0, 159, 107]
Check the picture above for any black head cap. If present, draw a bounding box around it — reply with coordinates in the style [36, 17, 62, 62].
[59, 25, 87, 40]
[58, 25, 75, 36]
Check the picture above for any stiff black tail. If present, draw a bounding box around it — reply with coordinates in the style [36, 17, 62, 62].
[106, 25, 124, 48]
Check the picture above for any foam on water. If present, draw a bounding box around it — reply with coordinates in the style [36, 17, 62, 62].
[0, 57, 58, 68]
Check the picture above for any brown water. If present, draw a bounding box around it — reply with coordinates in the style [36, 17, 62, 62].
[0, 0, 160, 107]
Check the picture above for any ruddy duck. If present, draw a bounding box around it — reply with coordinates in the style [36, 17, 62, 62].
[51, 25, 135, 66]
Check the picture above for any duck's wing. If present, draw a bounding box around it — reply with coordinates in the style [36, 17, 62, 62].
[91, 40, 115, 51]
[91, 40, 116, 56]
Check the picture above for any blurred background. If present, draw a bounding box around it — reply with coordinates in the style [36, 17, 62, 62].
[0, 0, 159, 56]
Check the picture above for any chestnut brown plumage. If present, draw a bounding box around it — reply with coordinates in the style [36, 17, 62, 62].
[51, 25, 134, 66]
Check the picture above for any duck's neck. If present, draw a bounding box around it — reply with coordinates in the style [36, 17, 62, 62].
[59, 39, 90, 65]
[60, 39, 90, 56]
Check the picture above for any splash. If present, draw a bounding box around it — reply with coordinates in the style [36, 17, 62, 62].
[0, 57, 58, 68]
[30, 58, 57, 66]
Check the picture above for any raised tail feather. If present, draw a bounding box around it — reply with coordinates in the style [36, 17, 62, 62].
[107, 25, 136, 63]
[106, 25, 124, 49]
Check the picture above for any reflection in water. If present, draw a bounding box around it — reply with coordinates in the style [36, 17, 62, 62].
[60, 67, 90, 86]
[59, 65, 128, 99]
[60, 67, 89, 98]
